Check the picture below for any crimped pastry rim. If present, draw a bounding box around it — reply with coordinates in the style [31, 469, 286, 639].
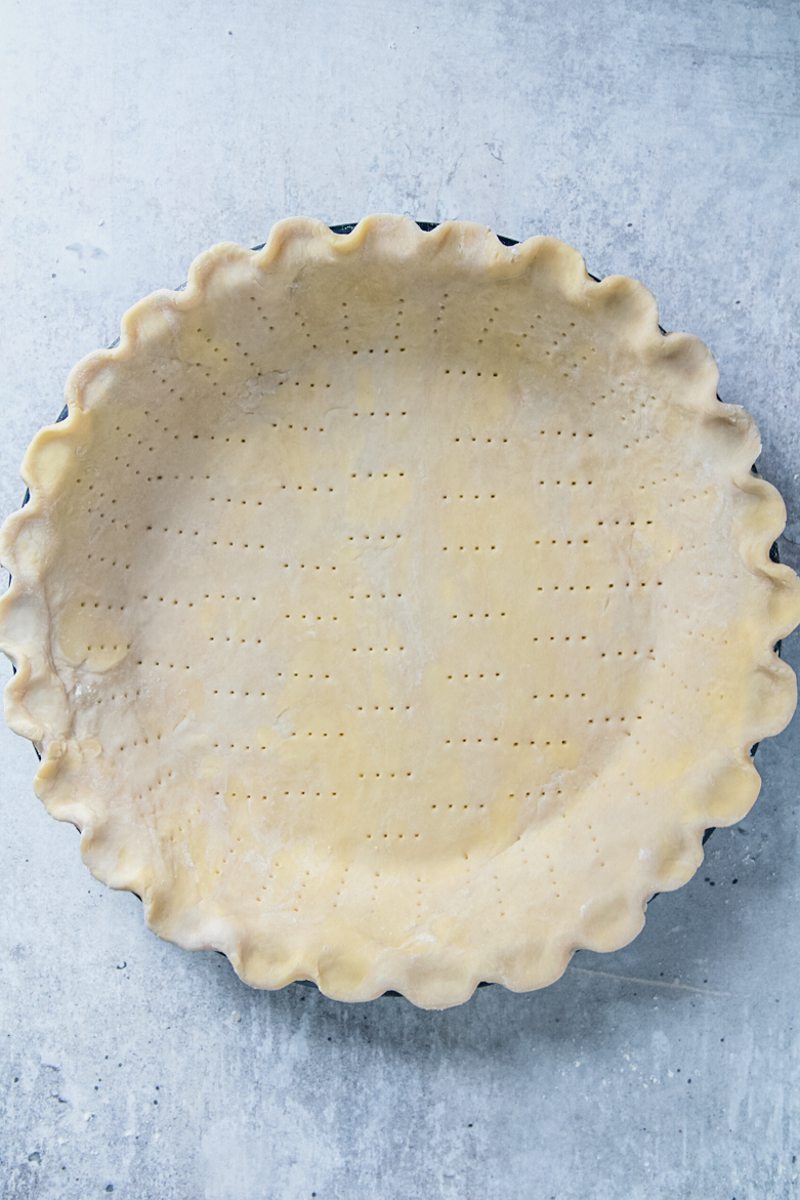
[1, 215, 798, 1009]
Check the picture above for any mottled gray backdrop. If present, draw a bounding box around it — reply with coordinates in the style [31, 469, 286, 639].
[1, 2, 798, 1197]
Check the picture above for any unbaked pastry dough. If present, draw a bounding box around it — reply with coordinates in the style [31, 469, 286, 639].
[1, 216, 798, 1008]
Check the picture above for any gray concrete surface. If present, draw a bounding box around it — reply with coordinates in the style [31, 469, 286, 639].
[1, 1, 799, 1197]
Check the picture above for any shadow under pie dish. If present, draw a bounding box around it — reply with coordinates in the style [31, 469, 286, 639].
[1, 217, 798, 1009]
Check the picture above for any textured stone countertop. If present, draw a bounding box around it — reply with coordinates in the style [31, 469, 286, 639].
[1, 2, 798, 1198]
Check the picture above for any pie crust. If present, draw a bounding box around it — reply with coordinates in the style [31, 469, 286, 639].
[2, 216, 798, 1009]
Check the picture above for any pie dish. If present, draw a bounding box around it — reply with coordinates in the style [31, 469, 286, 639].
[1, 215, 798, 1009]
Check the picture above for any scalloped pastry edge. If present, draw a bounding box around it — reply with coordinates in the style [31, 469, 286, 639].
[1, 215, 798, 1009]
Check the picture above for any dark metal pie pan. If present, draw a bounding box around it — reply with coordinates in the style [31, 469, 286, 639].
[11, 220, 782, 999]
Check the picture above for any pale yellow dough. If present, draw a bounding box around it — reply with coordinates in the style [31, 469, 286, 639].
[2, 216, 798, 1008]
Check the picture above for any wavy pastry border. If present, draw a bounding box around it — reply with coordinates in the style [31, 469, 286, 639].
[1, 216, 799, 1009]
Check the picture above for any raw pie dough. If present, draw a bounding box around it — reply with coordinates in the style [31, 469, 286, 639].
[2, 216, 798, 1009]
